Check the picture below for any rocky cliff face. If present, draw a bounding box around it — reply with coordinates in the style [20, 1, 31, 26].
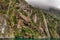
[0, 0, 60, 38]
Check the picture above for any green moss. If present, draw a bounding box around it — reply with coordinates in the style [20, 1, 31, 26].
[13, 15, 17, 24]
[22, 26, 33, 35]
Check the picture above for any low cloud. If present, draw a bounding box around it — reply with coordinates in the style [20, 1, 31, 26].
[25, 0, 60, 9]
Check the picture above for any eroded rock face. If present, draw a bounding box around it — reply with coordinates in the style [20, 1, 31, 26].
[0, 14, 14, 38]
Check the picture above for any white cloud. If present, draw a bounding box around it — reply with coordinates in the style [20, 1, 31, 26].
[25, 0, 60, 9]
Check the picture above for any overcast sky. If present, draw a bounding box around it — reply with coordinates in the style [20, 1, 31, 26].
[25, 0, 60, 9]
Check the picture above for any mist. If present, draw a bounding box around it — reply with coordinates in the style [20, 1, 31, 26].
[25, 0, 60, 10]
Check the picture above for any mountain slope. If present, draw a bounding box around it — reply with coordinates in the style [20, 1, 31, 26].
[0, 0, 60, 38]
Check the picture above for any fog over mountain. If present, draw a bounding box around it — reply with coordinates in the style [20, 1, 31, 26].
[25, 0, 60, 10]
[25, 0, 60, 18]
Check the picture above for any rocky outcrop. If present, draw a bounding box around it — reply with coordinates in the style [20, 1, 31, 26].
[0, 0, 60, 38]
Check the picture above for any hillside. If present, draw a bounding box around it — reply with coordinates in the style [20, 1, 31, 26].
[0, 0, 60, 38]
